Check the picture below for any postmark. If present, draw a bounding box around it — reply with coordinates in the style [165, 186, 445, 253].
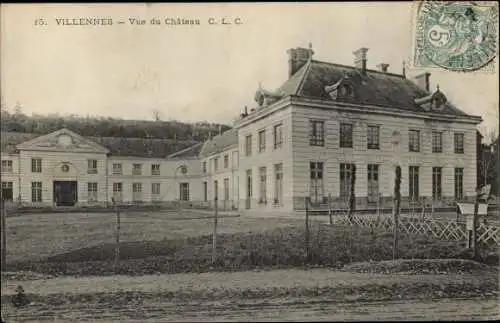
[413, 1, 498, 72]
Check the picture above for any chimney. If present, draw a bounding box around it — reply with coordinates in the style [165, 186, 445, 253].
[353, 47, 369, 73]
[414, 72, 431, 92]
[376, 63, 389, 73]
[287, 43, 314, 78]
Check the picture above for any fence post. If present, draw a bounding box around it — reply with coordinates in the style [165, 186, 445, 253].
[112, 197, 120, 271]
[212, 197, 219, 264]
[1, 200, 6, 269]
[328, 193, 333, 225]
[393, 166, 401, 260]
[305, 197, 310, 263]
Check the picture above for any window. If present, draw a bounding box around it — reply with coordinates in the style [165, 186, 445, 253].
[432, 131, 443, 153]
[258, 130, 266, 152]
[273, 124, 284, 149]
[132, 163, 142, 175]
[31, 182, 42, 202]
[87, 182, 98, 202]
[245, 135, 252, 156]
[340, 123, 353, 148]
[455, 168, 464, 200]
[409, 166, 419, 201]
[87, 159, 98, 174]
[31, 158, 42, 173]
[340, 163, 355, 201]
[203, 181, 208, 201]
[310, 120, 325, 146]
[259, 166, 267, 203]
[214, 180, 219, 200]
[1, 182, 13, 201]
[180, 182, 190, 201]
[214, 157, 219, 172]
[224, 155, 229, 168]
[367, 164, 379, 203]
[152, 183, 161, 200]
[132, 183, 143, 202]
[454, 133, 464, 154]
[432, 167, 442, 200]
[112, 182, 123, 202]
[409, 130, 420, 152]
[367, 125, 380, 150]
[112, 163, 122, 175]
[1, 160, 13, 172]
[274, 163, 283, 205]
[310, 162, 324, 204]
[246, 169, 253, 209]
[151, 164, 160, 175]
[223, 178, 229, 201]
[202, 161, 207, 173]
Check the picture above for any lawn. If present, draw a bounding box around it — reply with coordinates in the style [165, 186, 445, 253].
[4, 211, 304, 264]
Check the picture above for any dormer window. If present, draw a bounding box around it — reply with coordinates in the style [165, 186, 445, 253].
[325, 74, 354, 101]
[339, 84, 353, 98]
[414, 85, 447, 112]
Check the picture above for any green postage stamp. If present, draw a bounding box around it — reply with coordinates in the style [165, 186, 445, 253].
[413, 1, 499, 72]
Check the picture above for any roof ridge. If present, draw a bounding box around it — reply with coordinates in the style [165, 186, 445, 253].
[310, 59, 406, 78]
[296, 59, 313, 95]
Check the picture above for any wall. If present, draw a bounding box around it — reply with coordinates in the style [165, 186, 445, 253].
[291, 105, 478, 209]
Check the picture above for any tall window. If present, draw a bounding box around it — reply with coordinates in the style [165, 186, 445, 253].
[246, 169, 253, 209]
[274, 124, 284, 149]
[455, 168, 464, 200]
[151, 164, 160, 175]
[132, 163, 142, 175]
[202, 161, 207, 173]
[203, 181, 208, 201]
[87, 182, 98, 202]
[214, 157, 219, 171]
[259, 166, 267, 203]
[432, 167, 442, 200]
[113, 182, 123, 202]
[258, 130, 266, 152]
[223, 178, 230, 201]
[310, 162, 324, 204]
[152, 183, 161, 201]
[112, 163, 122, 175]
[213, 180, 219, 200]
[409, 130, 420, 152]
[309, 120, 325, 147]
[31, 182, 42, 202]
[409, 166, 419, 201]
[340, 123, 353, 148]
[245, 135, 252, 156]
[1, 160, 13, 172]
[180, 183, 190, 201]
[340, 163, 354, 201]
[367, 164, 379, 203]
[87, 159, 98, 174]
[132, 183, 143, 202]
[432, 131, 443, 153]
[1, 182, 13, 201]
[31, 158, 42, 173]
[224, 155, 229, 168]
[274, 163, 283, 205]
[367, 125, 380, 150]
[454, 133, 464, 154]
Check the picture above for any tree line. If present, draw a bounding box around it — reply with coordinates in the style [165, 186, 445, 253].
[0, 105, 232, 141]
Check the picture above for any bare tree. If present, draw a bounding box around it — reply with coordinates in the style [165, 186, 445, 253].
[478, 128, 499, 190]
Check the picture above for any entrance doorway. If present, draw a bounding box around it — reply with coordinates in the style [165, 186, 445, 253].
[53, 181, 78, 206]
[1, 182, 13, 201]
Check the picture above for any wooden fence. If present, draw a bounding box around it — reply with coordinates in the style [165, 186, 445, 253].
[333, 213, 500, 246]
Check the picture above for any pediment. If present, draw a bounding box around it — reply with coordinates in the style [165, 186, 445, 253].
[16, 128, 109, 154]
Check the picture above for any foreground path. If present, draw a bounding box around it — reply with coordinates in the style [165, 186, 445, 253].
[1, 268, 492, 296]
[3, 297, 499, 322]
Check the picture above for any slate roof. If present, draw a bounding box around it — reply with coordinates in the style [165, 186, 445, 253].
[275, 59, 471, 117]
[0, 131, 201, 158]
[199, 128, 238, 158]
[166, 142, 204, 159]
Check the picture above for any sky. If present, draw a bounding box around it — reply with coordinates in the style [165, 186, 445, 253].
[1, 3, 498, 135]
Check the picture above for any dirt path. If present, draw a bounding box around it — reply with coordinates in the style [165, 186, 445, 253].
[2, 297, 499, 322]
[1, 268, 493, 296]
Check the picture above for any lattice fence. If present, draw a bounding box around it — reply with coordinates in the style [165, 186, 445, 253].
[333, 213, 500, 246]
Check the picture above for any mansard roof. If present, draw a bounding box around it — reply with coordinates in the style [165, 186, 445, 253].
[272, 59, 472, 117]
